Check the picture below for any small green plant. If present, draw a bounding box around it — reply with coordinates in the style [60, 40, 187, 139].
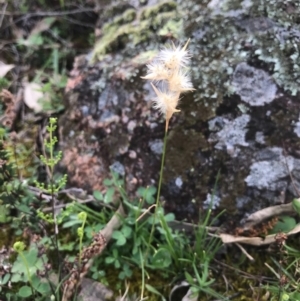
[184, 261, 226, 300]
[265, 241, 300, 301]
[12, 241, 33, 290]
[77, 211, 87, 265]
[0, 241, 54, 300]
[35, 117, 67, 195]
[1, 118, 71, 300]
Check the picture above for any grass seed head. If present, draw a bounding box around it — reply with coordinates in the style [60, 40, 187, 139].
[143, 39, 194, 131]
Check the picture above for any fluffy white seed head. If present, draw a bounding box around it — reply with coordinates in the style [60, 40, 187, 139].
[151, 83, 180, 120]
[141, 61, 170, 81]
[142, 39, 194, 131]
[159, 40, 191, 70]
[168, 70, 195, 93]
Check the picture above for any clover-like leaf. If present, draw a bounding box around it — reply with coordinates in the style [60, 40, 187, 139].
[18, 285, 32, 298]
[93, 190, 104, 201]
[112, 230, 126, 246]
[269, 216, 296, 234]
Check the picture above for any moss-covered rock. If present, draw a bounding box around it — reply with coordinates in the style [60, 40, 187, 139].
[91, 1, 181, 62]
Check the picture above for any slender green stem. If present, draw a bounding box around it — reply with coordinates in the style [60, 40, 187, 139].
[19, 252, 33, 289]
[140, 248, 145, 300]
[145, 127, 168, 260]
[48, 119, 61, 289]
[78, 219, 86, 266]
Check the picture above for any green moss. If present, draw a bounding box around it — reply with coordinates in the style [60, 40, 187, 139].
[158, 18, 183, 38]
[103, 9, 137, 32]
[91, 1, 181, 63]
[105, 267, 171, 300]
[140, 1, 177, 20]
[123, 9, 137, 23]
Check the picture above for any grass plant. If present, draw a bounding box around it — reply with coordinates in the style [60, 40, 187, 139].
[142, 39, 194, 259]
[265, 240, 300, 301]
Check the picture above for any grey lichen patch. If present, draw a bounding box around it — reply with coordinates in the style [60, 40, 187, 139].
[110, 161, 125, 176]
[181, 0, 300, 106]
[293, 115, 300, 138]
[208, 0, 251, 17]
[246, 2, 300, 95]
[245, 147, 296, 190]
[231, 63, 277, 106]
[255, 131, 265, 144]
[209, 114, 250, 156]
[175, 176, 183, 188]
[149, 139, 163, 156]
[203, 193, 221, 210]
[253, 31, 300, 95]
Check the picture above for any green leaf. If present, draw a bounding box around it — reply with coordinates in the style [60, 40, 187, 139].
[31, 274, 40, 289]
[0, 204, 11, 223]
[137, 187, 146, 197]
[10, 273, 22, 283]
[36, 282, 51, 294]
[18, 285, 32, 298]
[103, 178, 113, 186]
[121, 225, 132, 238]
[163, 213, 175, 222]
[112, 248, 118, 257]
[116, 236, 126, 246]
[152, 248, 172, 268]
[184, 271, 195, 285]
[118, 271, 126, 280]
[291, 291, 300, 300]
[112, 231, 126, 246]
[1, 274, 10, 285]
[105, 257, 115, 264]
[93, 190, 104, 201]
[269, 216, 296, 234]
[145, 284, 166, 300]
[62, 219, 82, 228]
[114, 260, 121, 269]
[18, 204, 31, 214]
[147, 186, 157, 195]
[137, 186, 157, 204]
[292, 198, 300, 215]
[24, 248, 38, 266]
[104, 187, 115, 204]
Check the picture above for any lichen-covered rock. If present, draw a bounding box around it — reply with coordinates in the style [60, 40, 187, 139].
[208, 114, 250, 156]
[231, 63, 277, 106]
[60, 0, 300, 228]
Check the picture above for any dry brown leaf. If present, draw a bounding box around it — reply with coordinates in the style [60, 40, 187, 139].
[244, 202, 294, 230]
[220, 223, 300, 246]
[30, 17, 56, 36]
[0, 62, 14, 77]
[23, 82, 44, 113]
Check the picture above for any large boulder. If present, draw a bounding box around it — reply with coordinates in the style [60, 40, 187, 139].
[59, 0, 300, 228]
